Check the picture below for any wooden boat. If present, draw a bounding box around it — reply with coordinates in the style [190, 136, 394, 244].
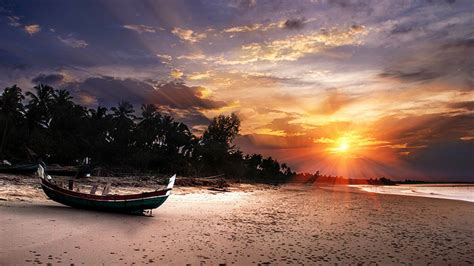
[37, 165, 176, 214]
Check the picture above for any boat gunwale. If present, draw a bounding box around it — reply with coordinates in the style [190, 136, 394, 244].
[40, 178, 170, 202]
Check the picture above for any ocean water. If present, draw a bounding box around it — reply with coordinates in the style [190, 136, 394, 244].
[351, 184, 474, 202]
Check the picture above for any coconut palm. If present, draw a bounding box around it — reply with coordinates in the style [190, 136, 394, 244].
[25, 84, 55, 128]
[0, 85, 25, 154]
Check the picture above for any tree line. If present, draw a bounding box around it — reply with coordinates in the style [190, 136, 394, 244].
[0, 84, 294, 182]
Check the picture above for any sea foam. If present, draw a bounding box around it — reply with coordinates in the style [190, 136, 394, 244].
[351, 184, 474, 202]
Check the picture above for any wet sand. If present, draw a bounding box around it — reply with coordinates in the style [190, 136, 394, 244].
[1, 183, 473, 265]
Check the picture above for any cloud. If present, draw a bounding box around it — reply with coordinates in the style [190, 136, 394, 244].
[442, 38, 474, 49]
[222, 18, 307, 34]
[24, 24, 41, 35]
[155, 105, 211, 132]
[156, 54, 172, 64]
[233, 0, 257, 9]
[402, 139, 473, 181]
[177, 53, 206, 60]
[223, 23, 266, 33]
[152, 81, 226, 110]
[31, 73, 65, 85]
[170, 69, 183, 79]
[123, 24, 159, 34]
[390, 24, 414, 35]
[188, 71, 211, 80]
[62, 77, 223, 131]
[315, 89, 355, 115]
[64, 77, 226, 111]
[447, 101, 474, 111]
[156, 54, 172, 61]
[283, 18, 305, 30]
[379, 38, 474, 85]
[171, 27, 206, 43]
[216, 25, 367, 64]
[57, 36, 89, 48]
[7, 16, 21, 27]
[259, 115, 307, 137]
[379, 69, 440, 82]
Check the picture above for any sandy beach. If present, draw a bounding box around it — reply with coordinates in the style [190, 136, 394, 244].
[1, 177, 473, 265]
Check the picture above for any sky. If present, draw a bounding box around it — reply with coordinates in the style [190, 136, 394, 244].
[0, 0, 473, 181]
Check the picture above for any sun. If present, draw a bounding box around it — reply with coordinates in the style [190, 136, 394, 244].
[325, 135, 354, 155]
[337, 141, 349, 152]
[333, 138, 350, 153]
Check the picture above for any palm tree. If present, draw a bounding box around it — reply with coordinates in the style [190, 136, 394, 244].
[0, 85, 25, 154]
[52, 89, 73, 106]
[108, 101, 136, 162]
[111, 101, 135, 120]
[140, 104, 159, 120]
[89, 106, 108, 120]
[25, 84, 55, 128]
[0, 85, 25, 119]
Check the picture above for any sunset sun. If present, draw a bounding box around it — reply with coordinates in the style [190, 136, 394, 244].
[326, 135, 355, 155]
[337, 141, 349, 153]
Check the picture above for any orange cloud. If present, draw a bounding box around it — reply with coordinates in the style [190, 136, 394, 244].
[24, 24, 41, 35]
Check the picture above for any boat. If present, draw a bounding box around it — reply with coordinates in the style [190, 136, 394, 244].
[37, 165, 176, 215]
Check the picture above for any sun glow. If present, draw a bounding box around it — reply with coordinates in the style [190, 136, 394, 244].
[337, 141, 349, 152]
[330, 137, 351, 154]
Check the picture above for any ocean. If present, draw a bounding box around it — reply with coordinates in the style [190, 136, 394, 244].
[351, 184, 474, 202]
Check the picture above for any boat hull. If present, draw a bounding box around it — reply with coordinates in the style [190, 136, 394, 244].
[41, 180, 170, 213]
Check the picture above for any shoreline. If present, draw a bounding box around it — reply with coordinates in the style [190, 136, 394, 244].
[1, 172, 473, 204]
[348, 184, 474, 203]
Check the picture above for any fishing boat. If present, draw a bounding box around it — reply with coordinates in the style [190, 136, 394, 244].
[37, 165, 176, 215]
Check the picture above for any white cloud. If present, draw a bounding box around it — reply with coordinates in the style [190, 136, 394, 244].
[7, 16, 21, 27]
[58, 36, 89, 48]
[171, 27, 206, 43]
[123, 24, 160, 34]
[156, 54, 172, 64]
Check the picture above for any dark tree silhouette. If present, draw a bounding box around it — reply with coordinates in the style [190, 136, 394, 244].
[0, 84, 294, 183]
[0, 85, 25, 157]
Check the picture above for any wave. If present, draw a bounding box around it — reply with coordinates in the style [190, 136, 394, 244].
[350, 184, 474, 202]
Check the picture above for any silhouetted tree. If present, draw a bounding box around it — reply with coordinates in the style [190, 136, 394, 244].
[0, 85, 294, 182]
[197, 113, 240, 175]
[0, 85, 25, 157]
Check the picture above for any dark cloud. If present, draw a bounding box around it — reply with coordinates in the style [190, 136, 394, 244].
[151, 81, 226, 110]
[390, 24, 413, 35]
[62, 77, 224, 132]
[235, 134, 314, 150]
[375, 113, 474, 148]
[402, 139, 473, 181]
[382, 38, 473, 85]
[156, 105, 211, 133]
[64, 77, 226, 111]
[447, 101, 474, 111]
[350, 24, 365, 32]
[441, 38, 474, 49]
[31, 73, 65, 85]
[283, 18, 305, 30]
[379, 69, 440, 82]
